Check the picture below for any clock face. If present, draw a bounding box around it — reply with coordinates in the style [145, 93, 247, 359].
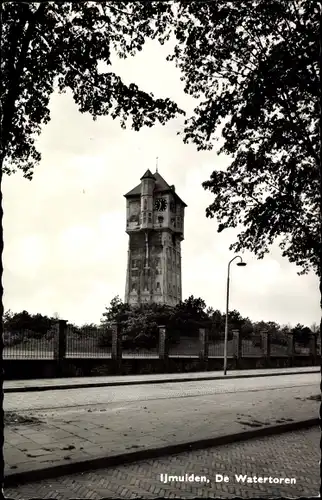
[154, 197, 167, 211]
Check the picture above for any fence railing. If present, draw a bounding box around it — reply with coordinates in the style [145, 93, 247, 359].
[3, 329, 56, 359]
[65, 325, 112, 358]
[3, 322, 320, 363]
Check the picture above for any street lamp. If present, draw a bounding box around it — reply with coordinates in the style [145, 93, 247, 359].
[224, 255, 247, 375]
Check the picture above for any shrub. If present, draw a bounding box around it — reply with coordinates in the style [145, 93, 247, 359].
[23, 329, 44, 339]
[97, 327, 113, 348]
[270, 331, 288, 346]
[3, 330, 24, 347]
[251, 335, 262, 348]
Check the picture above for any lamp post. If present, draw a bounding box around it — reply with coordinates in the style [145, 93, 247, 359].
[224, 255, 247, 375]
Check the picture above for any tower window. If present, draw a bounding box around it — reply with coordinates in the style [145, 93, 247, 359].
[131, 259, 137, 268]
[158, 216, 164, 225]
[148, 212, 152, 223]
[131, 283, 136, 291]
[144, 199, 147, 210]
[156, 282, 160, 290]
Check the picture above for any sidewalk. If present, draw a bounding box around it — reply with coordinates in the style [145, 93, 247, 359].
[4, 374, 320, 486]
[4, 366, 320, 392]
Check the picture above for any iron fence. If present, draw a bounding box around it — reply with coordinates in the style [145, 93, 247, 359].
[66, 325, 112, 358]
[122, 349, 159, 358]
[208, 340, 235, 357]
[270, 343, 289, 356]
[208, 331, 230, 357]
[168, 336, 200, 358]
[3, 329, 55, 359]
[2, 327, 320, 360]
[241, 338, 264, 357]
[294, 343, 311, 355]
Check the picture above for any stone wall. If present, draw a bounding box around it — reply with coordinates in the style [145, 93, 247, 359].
[3, 355, 318, 380]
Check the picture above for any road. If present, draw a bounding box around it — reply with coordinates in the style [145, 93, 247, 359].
[4, 372, 319, 412]
[4, 427, 320, 499]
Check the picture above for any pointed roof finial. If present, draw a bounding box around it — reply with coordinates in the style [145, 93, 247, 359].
[156, 156, 158, 173]
[140, 169, 155, 181]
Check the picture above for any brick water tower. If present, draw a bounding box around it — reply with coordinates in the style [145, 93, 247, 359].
[124, 169, 187, 306]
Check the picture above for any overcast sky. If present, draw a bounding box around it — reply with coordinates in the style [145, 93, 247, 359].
[2, 39, 319, 328]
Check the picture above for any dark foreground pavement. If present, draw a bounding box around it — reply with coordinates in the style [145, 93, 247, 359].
[4, 427, 320, 499]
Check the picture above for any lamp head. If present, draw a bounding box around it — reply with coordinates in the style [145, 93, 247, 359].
[237, 262, 247, 267]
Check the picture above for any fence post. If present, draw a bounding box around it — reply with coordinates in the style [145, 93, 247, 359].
[199, 327, 208, 370]
[53, 320, 67, 376]
[53, 320, 67, 360]
[232, 329, 241, 369]
[309, 333, 317, 365]
[158, 326, 168, 373]
[158, 325, 168, 358]
[287, 334, 295, 366]
[111, 322, 122, 372]
[261, 331, 271, 367]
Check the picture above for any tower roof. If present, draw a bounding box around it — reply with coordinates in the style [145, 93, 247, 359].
[153, 171, 171, 191]
[124, 170, 187, 207]
[140, 169, 156, 181]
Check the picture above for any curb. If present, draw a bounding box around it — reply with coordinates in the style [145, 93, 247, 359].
[4, 418, 319, 487]
[4, 368, 320, 393]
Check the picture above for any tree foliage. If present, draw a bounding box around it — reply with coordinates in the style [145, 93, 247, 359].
[3, 309, 54, 337]
[162, 0, 320, 278]
[3, 302, 316, 351]
[98, 295, 315, 349]
[290, 323, 313, 346]
[1, 1, 183, 178]
[101, 295, 131, 325]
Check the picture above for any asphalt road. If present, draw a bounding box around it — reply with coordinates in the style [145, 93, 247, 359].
[4, 372, 319, 412]
[4, 427, 320, 499]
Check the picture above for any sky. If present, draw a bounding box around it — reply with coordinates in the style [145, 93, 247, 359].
[2, 39, 320, 328]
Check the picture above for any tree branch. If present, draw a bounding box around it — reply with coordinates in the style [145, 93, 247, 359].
[279, 91, 319, 166]
[227, 171, 318, 249]
[105, 4, 136, 17]
[1, 2, 47, 167]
